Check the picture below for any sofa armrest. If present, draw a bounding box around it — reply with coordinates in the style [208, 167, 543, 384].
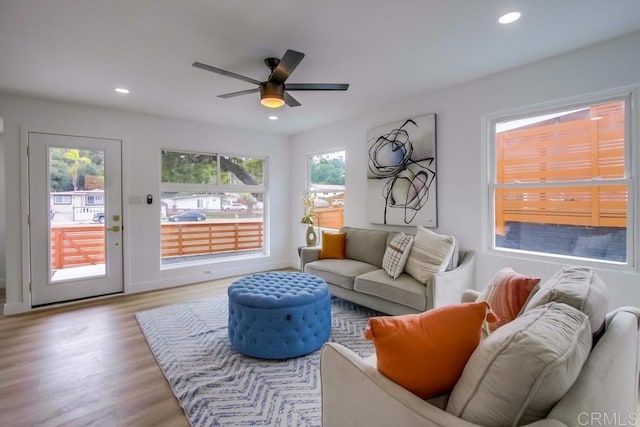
[300, 246, 321, 272]
[461, 289, 481, 303]
[542, 310, 640, 426]
[428, 250, 476, 308]
[320, 342, 482, 427]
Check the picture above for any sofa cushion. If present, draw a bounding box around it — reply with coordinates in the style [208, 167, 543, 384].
[364, 301, 494, 400]
[341, 226, 389, 268]
[304, 259, 379, 290]
[320, 231, 346, 259]
[524, 266, 610, 334]
[354, 270, 427, 311]
[405, 226, 456, 284]
[478, 267, 540, 331]
[382, 233, 414, 279]
[447, 302, 591, 426]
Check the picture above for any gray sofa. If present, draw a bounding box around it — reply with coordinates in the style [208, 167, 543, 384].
[300, 226, 476, 315]
[320, 269, 640, 427]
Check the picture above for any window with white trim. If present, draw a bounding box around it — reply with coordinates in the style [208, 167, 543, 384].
[53, 195, 71, 205]
[488, 94, 633, 264]
[307, 150, 345, 231]
[86, 194, 104, 206]
[160, 150, 266, 266]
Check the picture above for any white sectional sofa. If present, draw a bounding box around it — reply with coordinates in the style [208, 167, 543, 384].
[320, 267, 640, 426]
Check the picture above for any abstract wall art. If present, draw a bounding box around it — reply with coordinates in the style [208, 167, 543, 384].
[367, 114, 437, 226]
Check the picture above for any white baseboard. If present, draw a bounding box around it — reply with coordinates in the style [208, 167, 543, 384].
[127, 260, 292, 295]
[3, 302, 28, 316]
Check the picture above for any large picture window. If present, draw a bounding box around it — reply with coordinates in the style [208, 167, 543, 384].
[160, 150, 266, 266]
[308, 150, 345, 231]
[488, 94, 633, 264]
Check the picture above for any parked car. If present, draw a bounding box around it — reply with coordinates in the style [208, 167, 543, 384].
[169, 211, 207, 222]
[93, 212, 105, 223]
[223, 203, 247, 212]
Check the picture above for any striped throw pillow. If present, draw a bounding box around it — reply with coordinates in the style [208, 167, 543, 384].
[478, 268, 540, 331]
[382, 233, 414, 279]
[405, 226, 456, 284]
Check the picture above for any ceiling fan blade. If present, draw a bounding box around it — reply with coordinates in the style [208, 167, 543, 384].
[217, 88, 260, 99]
[192, 62, 261, 85]
[269, 50, 305, 84]
[286, 83, 349, 91]
[284, 92, 301, 107]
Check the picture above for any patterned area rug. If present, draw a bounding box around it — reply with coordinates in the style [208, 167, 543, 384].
[136, 295, 380, 426]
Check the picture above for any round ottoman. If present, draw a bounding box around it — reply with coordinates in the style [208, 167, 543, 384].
[227, 272, 331, 359]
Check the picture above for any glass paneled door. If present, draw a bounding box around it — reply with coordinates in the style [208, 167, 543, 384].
[28, 132, 123, 306]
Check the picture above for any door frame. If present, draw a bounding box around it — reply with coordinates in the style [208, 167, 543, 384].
[19, 126, 126, 310]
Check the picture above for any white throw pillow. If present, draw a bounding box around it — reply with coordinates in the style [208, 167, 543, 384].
[524, 266, 610, 334]
[382, 233, 414, 279]
[446, 302, 591, 426]
[405, 226, 456, 284]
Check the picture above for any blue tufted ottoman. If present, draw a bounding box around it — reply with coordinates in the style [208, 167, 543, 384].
[227, 272, 331, 359]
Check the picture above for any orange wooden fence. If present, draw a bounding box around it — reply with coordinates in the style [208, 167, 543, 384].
[495, 102, 627, 235]
[50, 221, 264, 268]
[161, 221, 263, 258]
[51, 225, 105, 269]
[314, 207, 344, 230]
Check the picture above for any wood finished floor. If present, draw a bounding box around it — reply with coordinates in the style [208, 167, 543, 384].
[0, 276, 244, 427]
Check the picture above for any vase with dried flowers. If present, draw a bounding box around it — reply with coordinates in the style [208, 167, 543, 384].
[301, 193, 319, 246]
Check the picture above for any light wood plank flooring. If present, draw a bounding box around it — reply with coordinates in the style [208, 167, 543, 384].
[0, 276, 245, 427]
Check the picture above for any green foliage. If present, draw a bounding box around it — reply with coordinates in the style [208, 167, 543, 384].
[310, 156, 345, 185]
[49, 148, 102, 192]
[161, 151, 218, 184]
[161, 151, 264, 186]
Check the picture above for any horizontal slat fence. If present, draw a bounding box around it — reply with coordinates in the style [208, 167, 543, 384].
[51, 226, 105, 269]
[495, 102, 626, 235]
[161, 221, 264, 258]
[50, 221, 264, 269]
[314, 207, 344, 230]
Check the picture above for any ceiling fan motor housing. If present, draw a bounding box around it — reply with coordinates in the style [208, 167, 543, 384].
[260, 81, 285, 106]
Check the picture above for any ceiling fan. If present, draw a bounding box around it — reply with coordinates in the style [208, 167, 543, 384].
[192, 49, 349, 108]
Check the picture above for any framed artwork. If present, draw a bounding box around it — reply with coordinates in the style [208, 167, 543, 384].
[366, 114, 437, 226]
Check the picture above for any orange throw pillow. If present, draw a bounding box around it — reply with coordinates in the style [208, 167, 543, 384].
[320, 232, 346, 259]
[364, 302, 496, 399]
[478, 268, 540, 331]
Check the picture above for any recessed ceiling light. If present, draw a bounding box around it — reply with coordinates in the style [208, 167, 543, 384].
[114, 87, 130, 94]
[268, 116, 278, 120]
[499, 11, 521, 24]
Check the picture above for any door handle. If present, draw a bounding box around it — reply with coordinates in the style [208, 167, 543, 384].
[108, 226, 121, 232]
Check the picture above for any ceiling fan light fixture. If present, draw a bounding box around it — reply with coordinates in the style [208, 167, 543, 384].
[260, 82, 285, 108]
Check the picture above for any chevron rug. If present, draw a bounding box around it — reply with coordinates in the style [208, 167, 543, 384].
[136, 295, 380, 426]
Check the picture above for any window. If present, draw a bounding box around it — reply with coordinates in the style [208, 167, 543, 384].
[160, 150, 266, 266]
[86, 194, 104, 206]
[488, 94, 633, 264]
[308, 150, 345, 231]
[53, 195, 71, 205]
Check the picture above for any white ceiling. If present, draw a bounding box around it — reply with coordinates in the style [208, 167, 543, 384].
[1, 0, 640, 136]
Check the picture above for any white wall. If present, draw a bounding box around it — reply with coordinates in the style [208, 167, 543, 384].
[290, 31, 640, 309]
[0, 117, 6, 289]
[1, 94, 291, 314]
